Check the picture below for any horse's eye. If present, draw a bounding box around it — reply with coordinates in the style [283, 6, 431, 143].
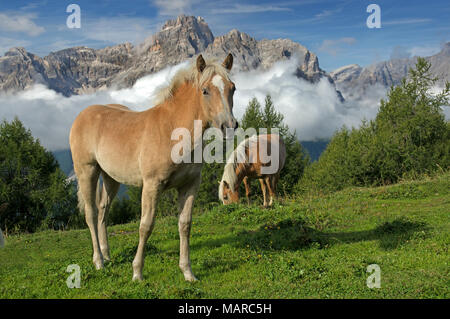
[223, 194, 228, 200]
[202, 88, 209, 95]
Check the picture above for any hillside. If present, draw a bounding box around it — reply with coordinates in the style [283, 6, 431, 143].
[0, 173, 448, 298]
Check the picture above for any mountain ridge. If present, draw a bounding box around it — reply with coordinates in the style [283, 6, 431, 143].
[0, 15, 332, 97]
[331, 43, 450, 99]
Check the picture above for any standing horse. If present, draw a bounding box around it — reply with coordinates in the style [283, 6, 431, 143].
[219, 134, 286, 207]
[70, 54, 237, 282]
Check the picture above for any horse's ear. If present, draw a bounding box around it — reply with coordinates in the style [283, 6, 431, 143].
[222, 53, 233, 71]
[197, 54, 206, 73]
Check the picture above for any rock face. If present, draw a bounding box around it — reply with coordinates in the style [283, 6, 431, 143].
[0, 48, 47, 92]
[427, 42, 450, 85]
[204, 30, 326, 83]
[331, 43, 450, 99]
[0, 15, 332, 96]
[0, 44, 135, 96]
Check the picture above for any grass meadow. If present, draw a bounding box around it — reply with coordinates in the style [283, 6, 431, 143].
[0, 173, 448, 298]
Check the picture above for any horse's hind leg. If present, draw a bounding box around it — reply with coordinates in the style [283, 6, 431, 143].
[243, 176, 251, 205]
[265, 176, 275, 207]
[97, 171, 120, 262]
[76, 163, 103, 269]
[259, 178, 268, 207]
[269, 174, 280, 206]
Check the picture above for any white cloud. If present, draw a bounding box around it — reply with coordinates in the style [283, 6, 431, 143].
[383, 18, 432, 26]
[318, 37, 357, 56]
[314, 8, 341, 19]
[152, 0, 198, 16]
[0, 62, 188, 150]
[390, 45, 411, 59]
[80, 17, 159, 45]
[152, 0, 291, 16]
[408, 45, 440, 57]
[0, 37, 31, 55]
[0, 12, 45, 36]
[231, 57, 383, 140]
[210, 4, 292, 14]
[0, 57, 390, 151]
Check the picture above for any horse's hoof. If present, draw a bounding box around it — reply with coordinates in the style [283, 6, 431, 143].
[94, 260, 104, 270]
[184, 274, 198, 282]
[132, 273, 143, 282]
[101, 252, 111, 262]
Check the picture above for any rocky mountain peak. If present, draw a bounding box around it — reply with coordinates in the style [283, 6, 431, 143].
[161, 15, 208, 31]
[4, 47, 29, 57]
[0, 15, 336, 97]
[330, 64, 362, 83]
[139, 15, 214, 57]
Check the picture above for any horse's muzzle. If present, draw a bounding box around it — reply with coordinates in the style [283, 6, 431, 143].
[221, 119, 238, 139]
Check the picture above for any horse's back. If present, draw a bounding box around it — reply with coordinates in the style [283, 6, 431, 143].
[265, 133, 286, 173]
[70, 104, 141, 138]
[247, 134, 286, 176]
[105, 104, 135, 112]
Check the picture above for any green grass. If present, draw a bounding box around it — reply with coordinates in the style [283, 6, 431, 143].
[0, 173, 449, 298]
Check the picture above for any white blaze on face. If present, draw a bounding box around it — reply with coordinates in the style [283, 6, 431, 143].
[212, 74, 225, 95]
[212, 74, 235, 139]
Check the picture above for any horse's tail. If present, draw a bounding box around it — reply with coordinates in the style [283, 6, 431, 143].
[0, 228, 4, 248]
[77, 179, 102, 215]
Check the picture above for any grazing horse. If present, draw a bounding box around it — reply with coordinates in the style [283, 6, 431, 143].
[219, 134, 286, 207]
[70, 54, 238, 282]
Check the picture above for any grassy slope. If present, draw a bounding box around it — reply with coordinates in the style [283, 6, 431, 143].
[0, 173, 449, 299]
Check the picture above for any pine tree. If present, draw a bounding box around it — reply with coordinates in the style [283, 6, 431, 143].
[0, 118, 78, 232]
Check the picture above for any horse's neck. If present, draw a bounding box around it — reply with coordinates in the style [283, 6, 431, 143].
[157, 82, 207, 144]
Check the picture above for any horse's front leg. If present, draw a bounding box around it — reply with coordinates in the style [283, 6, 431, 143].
[132, 180, 159, 281]
[177, 179, 200, 282]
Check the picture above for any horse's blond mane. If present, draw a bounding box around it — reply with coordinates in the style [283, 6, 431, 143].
[154, 58, 231, 105]
[219, 135, 258, 201]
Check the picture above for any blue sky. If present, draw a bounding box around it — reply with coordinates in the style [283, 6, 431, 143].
[0, 0, 449, 71]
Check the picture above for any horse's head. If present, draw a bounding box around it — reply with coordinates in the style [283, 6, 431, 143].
[196, 54, 238, 138]
[219, 180, 239, 205]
